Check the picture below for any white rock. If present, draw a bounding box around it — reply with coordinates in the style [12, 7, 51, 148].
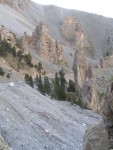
[10, 82, 14, 87]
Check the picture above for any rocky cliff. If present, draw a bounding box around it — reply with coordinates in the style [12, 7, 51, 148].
[0, 0, 31, 11]
[60, 16, 95, 58]
[73, 38, 99, 111]
[30, 23, 64, 63]
[101, 82, 113, 148]
[0, 25, 16, 47]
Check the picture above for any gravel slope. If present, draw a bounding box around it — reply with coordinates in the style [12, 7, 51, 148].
[0, 82, 101, 150]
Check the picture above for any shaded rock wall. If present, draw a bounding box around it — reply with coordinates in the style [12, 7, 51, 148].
[83, 123, 109, 150]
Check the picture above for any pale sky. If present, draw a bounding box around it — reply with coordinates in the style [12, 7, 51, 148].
[32, 0, 113, 18]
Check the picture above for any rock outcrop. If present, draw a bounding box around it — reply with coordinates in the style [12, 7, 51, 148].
[31, 23, 64, 63]
[83, 123, 109, 150]
[20, 32, 31, 54]
[0, 25, 16, 47]
[101, 82, 113, 148]
[0, 135, 13, 150]
[73, 49, 87, 94]
[60, 16, 95, 58]
[0, 0, 31, 11]
[82, 64, 100, 111]
[73, 48, 99, 111]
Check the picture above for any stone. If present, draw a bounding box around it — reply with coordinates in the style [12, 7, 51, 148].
[73, 49, 87, 94]
[0, 0, 31, 11]
[73, 49, 99, 111]
[20, 32, 31, 54]
[31, 22, 64, 63]
[101, 82, 113, 148]
[83, 123, 109, 150]
[0, 25, 16, 47]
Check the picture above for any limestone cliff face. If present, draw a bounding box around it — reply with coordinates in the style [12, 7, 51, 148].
[20, 32, 31, 54]
[60, 16, 95, 58]
[82, 64, 100, 112]
[101, 82, 113, 148]
[0, 0, 31, 11]
[60, 16, 88, 45]
[73, 49, 87, 93]
[0, 23, 64, 64]
[73, 48, 99, 111]
[31, 23, 64, 63]
[0, 25, 16, 47]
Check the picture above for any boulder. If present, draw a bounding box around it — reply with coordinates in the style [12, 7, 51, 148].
[83, 123, 109, 150]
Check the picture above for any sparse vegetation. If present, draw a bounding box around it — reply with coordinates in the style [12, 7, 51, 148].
[67, 79, 75, 92]
[24, 73, 34, 88]
[6, 73, 10, 78]
[0, 67, 5, 76]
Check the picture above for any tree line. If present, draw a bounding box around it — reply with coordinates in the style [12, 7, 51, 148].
[24, 68, 75, 101]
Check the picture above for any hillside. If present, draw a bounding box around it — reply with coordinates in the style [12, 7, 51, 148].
[0, 0, 113, 149]
[0, 82, 101, 150]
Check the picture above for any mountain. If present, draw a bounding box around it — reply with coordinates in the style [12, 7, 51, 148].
[0, 0, 113, 149]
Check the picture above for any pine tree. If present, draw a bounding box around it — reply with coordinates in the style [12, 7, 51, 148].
[44, 76, 51, 95]
[12, 47, 16, 57]
[37, 74, 45, 94]
[25, 53, 33, 67]
[24, 74, 34, 88]
[17, 50, 23, 62]
[67, 79, 75, 92]
[54, 72, 60, 99]
[29, 75, 34, 88]
[37, 62, 43, 72]
[58, 68, 66, 100]
[24, 73, 30, 84]
[35, 74, 39, 86]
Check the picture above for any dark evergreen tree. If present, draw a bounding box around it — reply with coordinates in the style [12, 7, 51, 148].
[37, 62, 43, 72]
[25, 53, 33, 67]
[54, 72, 60, 99]
[6, 73, 10, 78]
[0, 67, 5, 76]
[44, 76, 51, 95]
[12, 47, 16, 57]
[29, 75, 34, 88]
[17, 50, 23, 62]
[37, 74, 45, 94]
[24, 73, 30, 84]
[58, 68, 66, 100]
[35, 74, 39, 86]
[24, 74, 34, 88]
[67, 79, 75, 92]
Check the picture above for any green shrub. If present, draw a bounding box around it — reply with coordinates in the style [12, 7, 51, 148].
[0, 67, 5, 76]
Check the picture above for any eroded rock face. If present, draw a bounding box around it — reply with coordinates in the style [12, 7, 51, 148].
[60, 16, 89, 46]
[31, 23, 64, 63]
[101, 82, 113, 148]
[73, 49, 87, 94]
[83, 123, 109, 150]
[60, 16, 95, 58]
[0, 25, 16, 47]
[0, 0, 31, 11]
[73, 48, 99, 111]
[20, 32, 31, 54]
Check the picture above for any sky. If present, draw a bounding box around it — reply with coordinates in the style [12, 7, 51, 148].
[32, 0, 113, 18]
